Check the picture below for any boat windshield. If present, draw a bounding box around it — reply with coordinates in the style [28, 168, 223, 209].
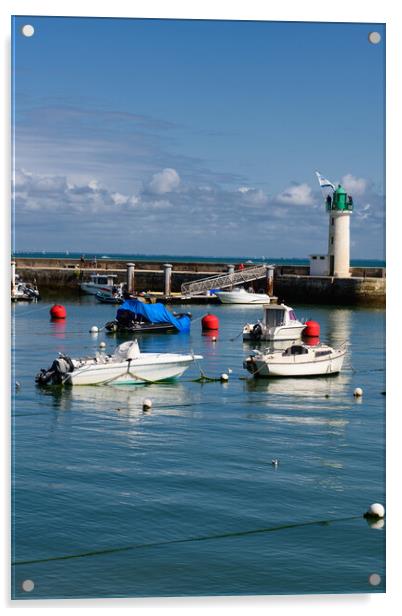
[264, 309, 285, 326]
[289, 310, 297, 321]
[283, 345, 309, 356]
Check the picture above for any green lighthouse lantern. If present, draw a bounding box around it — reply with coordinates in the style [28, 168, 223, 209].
[326, 184, 353, 212]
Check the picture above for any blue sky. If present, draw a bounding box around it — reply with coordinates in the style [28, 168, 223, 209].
[12, 17, 385, 258]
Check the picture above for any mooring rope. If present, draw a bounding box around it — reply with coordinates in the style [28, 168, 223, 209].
[12, 515, 361, 567]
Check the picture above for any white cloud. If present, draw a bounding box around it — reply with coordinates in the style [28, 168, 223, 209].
[276, 183, 314, 206]
[341, 174, 367, 196]
[12, 167, 385, 258]
[111, 192, 129, 206]
[237, 186, 268, 206]
[148, 168, 180, 194]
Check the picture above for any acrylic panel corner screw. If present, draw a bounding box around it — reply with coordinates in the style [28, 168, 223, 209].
[22, 24, 35, 37]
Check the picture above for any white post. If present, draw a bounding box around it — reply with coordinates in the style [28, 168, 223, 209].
[227, 264, 235, 290]
[266, 265, 274, 296]
[11, 261, 16, 294]
[163, 263, 173, 296]
[127, 263, 135, 294]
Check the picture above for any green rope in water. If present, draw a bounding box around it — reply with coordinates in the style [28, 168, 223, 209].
[12, 515, 361, 567]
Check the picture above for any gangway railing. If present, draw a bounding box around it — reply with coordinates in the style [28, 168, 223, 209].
[181, 265, 271, 296]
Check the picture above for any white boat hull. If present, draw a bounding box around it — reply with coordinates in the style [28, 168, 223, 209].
[245, 349, 346, 377]
[216, 291, 270, 304]
[68, 354, 198, 385]
[80, 283, 115, 295]
[243, 324, 306, 341]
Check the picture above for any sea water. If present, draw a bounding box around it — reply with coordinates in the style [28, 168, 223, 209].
[11, 297, 385, 598]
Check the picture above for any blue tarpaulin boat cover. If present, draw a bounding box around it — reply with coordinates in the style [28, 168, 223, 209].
[116, 299, 191, 333]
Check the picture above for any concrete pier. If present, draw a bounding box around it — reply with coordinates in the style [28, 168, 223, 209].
[12, 257, 385, 306]
[274, 273, 385, 306]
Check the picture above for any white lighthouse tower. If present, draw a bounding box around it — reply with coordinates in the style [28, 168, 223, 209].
[326, 184, 353, 277]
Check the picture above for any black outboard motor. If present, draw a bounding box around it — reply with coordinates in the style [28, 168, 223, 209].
[104, 320, 118, 332]
[251, 323, 263, 340]
[35, 354, 75, 386]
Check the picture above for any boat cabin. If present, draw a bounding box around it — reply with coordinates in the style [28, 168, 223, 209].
[87, 273, 118, 286]
[262, 304, 298, 327]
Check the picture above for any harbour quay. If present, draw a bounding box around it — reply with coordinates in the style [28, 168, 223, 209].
[13, 257, 385, 306]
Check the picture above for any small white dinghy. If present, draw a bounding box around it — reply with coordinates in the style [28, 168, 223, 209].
[36, 340, 203, 386]
[243, 342, 346, 377]
[215, 287, 270, 304]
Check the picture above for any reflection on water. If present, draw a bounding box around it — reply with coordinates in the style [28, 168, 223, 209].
[244, 371, 350, 398]
[326, 308, 352, 349]
[39, 381, 191, 419]
[50, 319, 67, 339]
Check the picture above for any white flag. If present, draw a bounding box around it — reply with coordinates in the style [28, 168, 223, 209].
[315, 171, 336, 191]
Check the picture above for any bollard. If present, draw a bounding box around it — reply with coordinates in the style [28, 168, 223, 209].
[127, 263, 135, 295]
[266, 265, 275, 296]
[163, 263, 173, 296]
[11, 261, 16, 294]
[227, 264, 235, 290]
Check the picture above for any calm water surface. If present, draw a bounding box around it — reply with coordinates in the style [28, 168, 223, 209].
[11, 297, 385, 599]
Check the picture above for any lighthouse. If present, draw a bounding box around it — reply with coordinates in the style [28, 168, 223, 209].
[326, 185, 353, 277]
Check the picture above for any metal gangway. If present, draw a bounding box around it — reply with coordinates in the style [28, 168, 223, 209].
[181, 264, 272, 296]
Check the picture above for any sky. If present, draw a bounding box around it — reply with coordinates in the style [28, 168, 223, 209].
[12, 16, 385, 258]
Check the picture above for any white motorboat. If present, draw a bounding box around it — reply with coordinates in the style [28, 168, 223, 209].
[11, 275, 40, 302]
[243, 303, 305, 341]
[215, 287, 270, 304]
[80, 273, 122, 295]
[36, 340, 203, 386]
[243, 342, 346, 377]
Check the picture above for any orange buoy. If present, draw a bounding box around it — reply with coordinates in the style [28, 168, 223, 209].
[303, 320, 320, 337]
[50, 304, 67, 319]
[201, 313, 219, 330]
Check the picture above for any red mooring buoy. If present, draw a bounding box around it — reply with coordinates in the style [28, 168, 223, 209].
[201, 313, 219, 331]
[50, 304, 67, 319]
[303, 320, 320, 337]
[304, 336, 320, 347]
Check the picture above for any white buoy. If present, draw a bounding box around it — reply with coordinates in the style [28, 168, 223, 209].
[90, 326, 99, 333]
[228, 368, 233, 374]
[353, 387, 363, 397]
[212, 336, 217, 342]
[220, 373, 229, 382]
[142, 398, 153, 411]
[99, 341, 106, 349]
[364, 503, 385, 519]
[272, 459, 279, 467]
